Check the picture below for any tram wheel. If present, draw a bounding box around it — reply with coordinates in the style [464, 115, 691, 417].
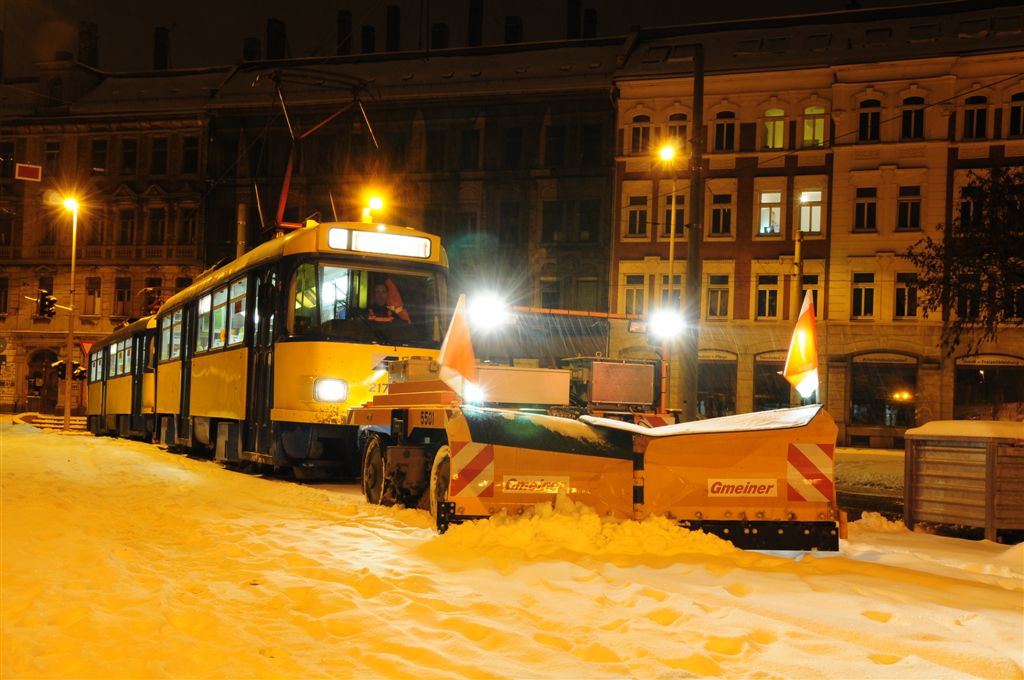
[429, 446, 451, 520]
[361, 433, 388, 505]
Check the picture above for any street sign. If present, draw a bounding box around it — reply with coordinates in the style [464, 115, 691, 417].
[15, 163, 42, 182]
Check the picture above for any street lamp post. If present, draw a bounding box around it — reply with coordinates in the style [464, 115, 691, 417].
[62, 197, 78, 431]
[657, 144, 680, 409]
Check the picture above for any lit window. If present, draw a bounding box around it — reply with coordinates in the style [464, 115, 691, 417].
[799, 190, 823, 233]
[227, 278, 248, 346]
[630, 115, 651, 154]
[196, 293, 213, 352]
[624, 274, 645, 316]
[802, 105, 825, 148]
[667, 113, 687, 147]
[758, 191, 782, 235]
[660, 274, 681, 308]
[763, 108, 785, 149]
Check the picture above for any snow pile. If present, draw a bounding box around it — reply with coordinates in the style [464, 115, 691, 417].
[3, 421, 1022, 679]
[854, 511, 908, 532]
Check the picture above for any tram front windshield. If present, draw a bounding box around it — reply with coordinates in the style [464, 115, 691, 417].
[290, 261, 445, 346]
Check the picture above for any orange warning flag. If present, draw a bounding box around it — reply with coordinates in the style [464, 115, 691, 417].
[783, 291, 819, 398]
[438, 294, 478, 397]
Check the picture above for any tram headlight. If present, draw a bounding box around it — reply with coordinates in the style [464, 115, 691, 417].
[314, 378, 349, 403]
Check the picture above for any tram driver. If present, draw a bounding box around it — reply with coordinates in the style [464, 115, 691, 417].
[367, 279, 411, 323]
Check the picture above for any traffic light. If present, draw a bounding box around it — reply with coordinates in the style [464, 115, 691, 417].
[72, 361, 87, 381]
[38, 290, 57, 318]
[51, 360, 66, 380]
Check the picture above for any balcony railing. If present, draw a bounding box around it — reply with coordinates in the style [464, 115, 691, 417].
[6, 244, 200, 262]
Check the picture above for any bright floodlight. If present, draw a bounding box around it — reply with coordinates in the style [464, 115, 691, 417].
[368, 196, 384, 210]
[658, 144, 677, 161]
[794, 370, 819, 399]
[464, 382, 486, 404]
[468, 293, 510, 331]
[649, 310, 684, 339]
[63, 197, 79, 211]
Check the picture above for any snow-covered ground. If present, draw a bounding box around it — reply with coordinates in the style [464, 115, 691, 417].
[2, 421, 1021, 679]
[835, 447, 904, 495]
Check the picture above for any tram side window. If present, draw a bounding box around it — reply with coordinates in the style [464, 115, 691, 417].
[196, 294, 212, 353]
[159, 317, 172, 361]
[293, 263, 318, 334]
[211, 286, 229, 349]
[90, 353, 102, 381]
[227, 278, 247, 346]
[170, 309, 182, 358]
[108, 345, 117, 378]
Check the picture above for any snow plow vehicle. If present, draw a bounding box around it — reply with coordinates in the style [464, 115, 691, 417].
[349, 358, 844, 551]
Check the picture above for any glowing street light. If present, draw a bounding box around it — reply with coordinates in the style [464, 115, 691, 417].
[362, 195, 385, 223]
[649, 309, 684, 340]
[62, 196, 79, 431]
[467, 293, 511, 332]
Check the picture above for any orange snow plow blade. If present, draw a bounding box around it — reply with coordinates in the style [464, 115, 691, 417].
[438, 405, 841, 551]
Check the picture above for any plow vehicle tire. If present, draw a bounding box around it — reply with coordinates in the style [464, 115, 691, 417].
[429, 446, 451, 520]
[361, 433, 390, 505]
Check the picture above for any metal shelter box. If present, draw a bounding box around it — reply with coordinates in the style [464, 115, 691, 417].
[904, 420, 1024, 541]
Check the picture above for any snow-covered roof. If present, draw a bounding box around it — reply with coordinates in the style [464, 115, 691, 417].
[581, 404, 824, 437]
[905, 420, 1024, 441]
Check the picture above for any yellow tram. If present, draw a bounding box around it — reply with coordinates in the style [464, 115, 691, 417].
[88, 220, 448, 477]
[86, 316, 157, 437]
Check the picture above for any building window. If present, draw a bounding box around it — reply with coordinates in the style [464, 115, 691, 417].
[710, 194, 733, 236]
[854, 187, 878, 231]
[175, 276, 192, 292]
[754, 359, 789, 411]
[667, 113, 687, 147]
[147, 208, 166, 245]
[544, 125, 565, 167]
[179, 208, 197, 245]
[626, 196, 648, 237]
[150, 137, 168, 175]
[0, 141, 14, 178]
[501, 127, 522, 169]
[957, 275, 981, 320]
[117, 209, 135, 245]
[90, 139, 108, 175]
[799, 190, 823, 233]
[624, 274, 645, 316]
[801, 274, 820, 310]
[662, 195, 684, 237]
[1010, 92, 1024, 138]
[84, 277, 101, 315]
[713, 111, 736, 152]
[858, 99, 881, 142]
[901, 96, 925, 140]
[0, 277, 7, 314]
[629, 115, 651, 154]
[660, 275, 681, 308]
[763, 108, 785, 149]
[0, 212, 12, 245]
[459, 128, 480, 170]
[578, 200, 599, 242]
[499, 201, 522, 244]
[580, 123, 602, 165]
[852, 273, 875, 318]
[895, 273, 918, 319]
[540, 280, 560, 309]
[963, 96, 988, 139]
[121, 138, 138, 174]
[113, 277, 132, 317]
[755, 275, 779, 319]
[757, 191, 782, 235]
[426, 130, 446, 171]
[896, 186, 921, 231]
[707, 274, 730, 319]
[44, 141, 61, 176]
[802, 105, 825, 148]
[542, 201, 564, 242]
[181, 136, 200, 174]
[576, 278, 599, 312]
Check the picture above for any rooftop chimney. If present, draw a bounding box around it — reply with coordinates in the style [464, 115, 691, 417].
[78, 21, 98, 67]
[337, 10, 352, 55]
[267, 18, 287, 60]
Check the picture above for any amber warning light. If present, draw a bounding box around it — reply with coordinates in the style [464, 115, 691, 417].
[328, 228, 431, 258]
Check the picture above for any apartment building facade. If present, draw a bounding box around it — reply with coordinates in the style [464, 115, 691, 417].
[610, 2, 1024, 444]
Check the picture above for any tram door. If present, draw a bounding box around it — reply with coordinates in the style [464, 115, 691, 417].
[130, 333, 146, 432]
[246, 269, 276, 454]
[178, 306, 195, 443]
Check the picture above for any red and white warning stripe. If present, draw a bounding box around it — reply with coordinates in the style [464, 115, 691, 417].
[448, 441, 495, 498]
[786, 443, 835, 503]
